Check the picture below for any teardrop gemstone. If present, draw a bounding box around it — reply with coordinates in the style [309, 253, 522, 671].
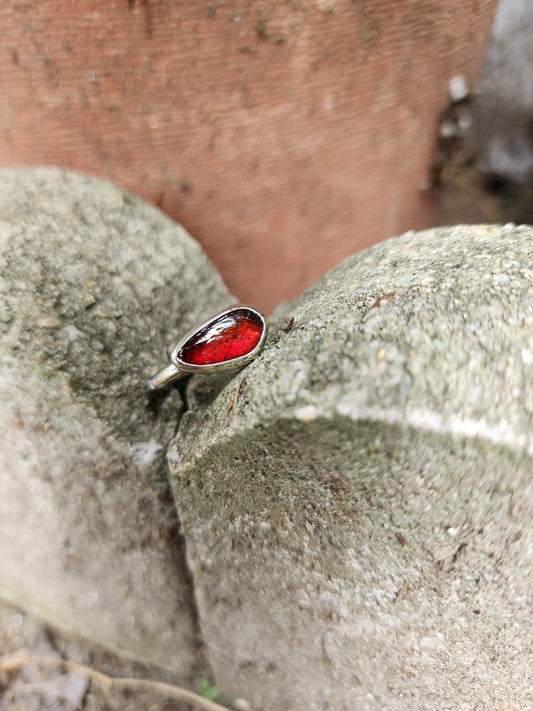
[178, 307, 264, 366]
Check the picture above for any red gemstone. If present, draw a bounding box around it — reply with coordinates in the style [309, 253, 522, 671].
[178, 308, 264, 366]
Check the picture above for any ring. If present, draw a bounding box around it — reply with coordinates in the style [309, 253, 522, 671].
[147, 305, 267, 390]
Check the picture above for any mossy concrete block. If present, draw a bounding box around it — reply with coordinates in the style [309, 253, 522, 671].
[170, 225, 533, 710]
[0, 168, 231, 673]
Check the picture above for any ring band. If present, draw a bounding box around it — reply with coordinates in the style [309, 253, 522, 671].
[148, 305, 267, 390]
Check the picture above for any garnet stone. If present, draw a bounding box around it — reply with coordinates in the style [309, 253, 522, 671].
[178, 307, 264, 366]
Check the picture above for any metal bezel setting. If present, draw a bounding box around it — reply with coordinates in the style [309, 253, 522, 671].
[171, 304, 267, 374]
[147, 304, 267, 390]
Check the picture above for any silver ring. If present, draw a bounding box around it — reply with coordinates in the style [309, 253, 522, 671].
[148, 304, 267, 390]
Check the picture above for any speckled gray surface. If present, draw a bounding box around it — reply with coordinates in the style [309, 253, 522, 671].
[170, 224, 533, 710]
[0, 168, 231, 675]
[2, 174, 532, 710]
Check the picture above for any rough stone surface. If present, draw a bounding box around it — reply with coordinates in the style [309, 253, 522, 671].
[170, 225, 533, 710]
[0, 168, 232, 674]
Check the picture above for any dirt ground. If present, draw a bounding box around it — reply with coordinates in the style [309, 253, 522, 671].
[433, 90, 533, 227]
[0, 598, 210, 711]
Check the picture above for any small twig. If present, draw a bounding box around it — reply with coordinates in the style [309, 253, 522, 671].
[0, 650, 232, 711]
